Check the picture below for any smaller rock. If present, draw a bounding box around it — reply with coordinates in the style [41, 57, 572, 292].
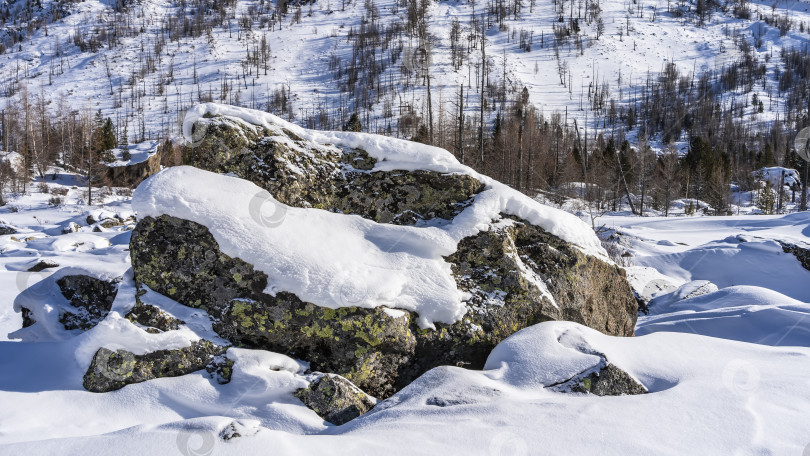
[295, 374, 376, 425]
[27, 260, 59, 272]
[125, 302, 183, 333]
[85, 215, 97, 225]
[219, 420, 260, 441]
[57, 275, 119, 331]
[62, 222, 80, 234]
[83, 340, 228, 392]
[20, 307, 35, 328]
[551, 362, 647, 396]
[0, 224, 17, 235]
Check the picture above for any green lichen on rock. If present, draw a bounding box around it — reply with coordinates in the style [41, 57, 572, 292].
[396, 216, 636, 390]
[447, 216, 637, 338]
[57, 275, 119, 331]
[125, 299, 183, 333]
[568, 363, 648, 396]
[130, 212, 636, 399]
[127, 115, 636, 400]
[183, 116, 484, 225]
[83, 340, 230, 393]
[131, 215, 416, 398]
[295, 374, 376, 425]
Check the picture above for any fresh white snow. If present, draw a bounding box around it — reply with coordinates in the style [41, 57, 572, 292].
[1, 153, 810, 454]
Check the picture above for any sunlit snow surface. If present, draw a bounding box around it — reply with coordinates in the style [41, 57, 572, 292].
[1, 164, 809, 454]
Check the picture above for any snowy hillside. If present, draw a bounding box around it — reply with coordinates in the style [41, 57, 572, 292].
[2, 0, 809, 146]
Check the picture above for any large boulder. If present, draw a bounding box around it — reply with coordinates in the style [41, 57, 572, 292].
[128, 105, 638, 399]
[185, 116, 484, 225]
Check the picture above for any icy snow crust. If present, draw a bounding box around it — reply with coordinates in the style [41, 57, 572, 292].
[135, 104, 606, 327]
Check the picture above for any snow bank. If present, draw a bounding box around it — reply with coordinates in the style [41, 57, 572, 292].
[638, 285, 810, 346]
[6, 320, 810, 454]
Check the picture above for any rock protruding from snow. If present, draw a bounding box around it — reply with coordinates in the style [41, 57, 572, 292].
[57, 275, 119, 331]
[83, 340, 230, 393]
[780, 241, 810, 273]
[130, 104, 637, 398]
[0, 224, 18, 235]
[295, 374, 376, 425]
[185, 116, 484, 225]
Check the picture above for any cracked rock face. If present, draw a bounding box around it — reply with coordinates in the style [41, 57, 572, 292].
[295, 374, 376, 425]
[184, 116, 484, 225]
[130, 213, 637, 398]
[83, 340, 231, 393]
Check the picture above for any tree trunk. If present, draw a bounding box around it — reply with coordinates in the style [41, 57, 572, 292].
[457, 85, 464, 164]
[616, 152, 637, 214]
[479, 25, 486, 163]
[802, 160, 808, 211]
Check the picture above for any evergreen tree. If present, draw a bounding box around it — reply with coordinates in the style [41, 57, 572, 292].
[758, 180, 775, 214]
[343, 113, 362, 132]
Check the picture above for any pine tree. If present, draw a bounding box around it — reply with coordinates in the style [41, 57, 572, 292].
[120, 123, 130, 162]
[758, 180, 775, 214]
[343, 113, 362, 132]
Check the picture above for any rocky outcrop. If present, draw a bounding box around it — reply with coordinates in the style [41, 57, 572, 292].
[780, 241, 810, 272]
[57, 275, 119, 331]
[184, 117, 484, 225]
[104, 145, 163, 188]
[130, 212, 637, 398]
[127, 113, 638, 399]
[295, 374, 376, 425]
[83, 340, 230, 392]
[0, 224, 17, 235]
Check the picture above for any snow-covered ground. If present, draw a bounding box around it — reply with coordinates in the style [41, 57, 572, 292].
[1, 160, 809, 454]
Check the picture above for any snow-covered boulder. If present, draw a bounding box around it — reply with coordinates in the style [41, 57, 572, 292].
[127, 103, 638, 399]
[0, 223, 18, 235]
[13, 272, 120, 335]
[754, 166, 802, 190]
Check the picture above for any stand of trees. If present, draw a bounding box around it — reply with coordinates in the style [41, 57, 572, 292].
[1, 0, 809, 214]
